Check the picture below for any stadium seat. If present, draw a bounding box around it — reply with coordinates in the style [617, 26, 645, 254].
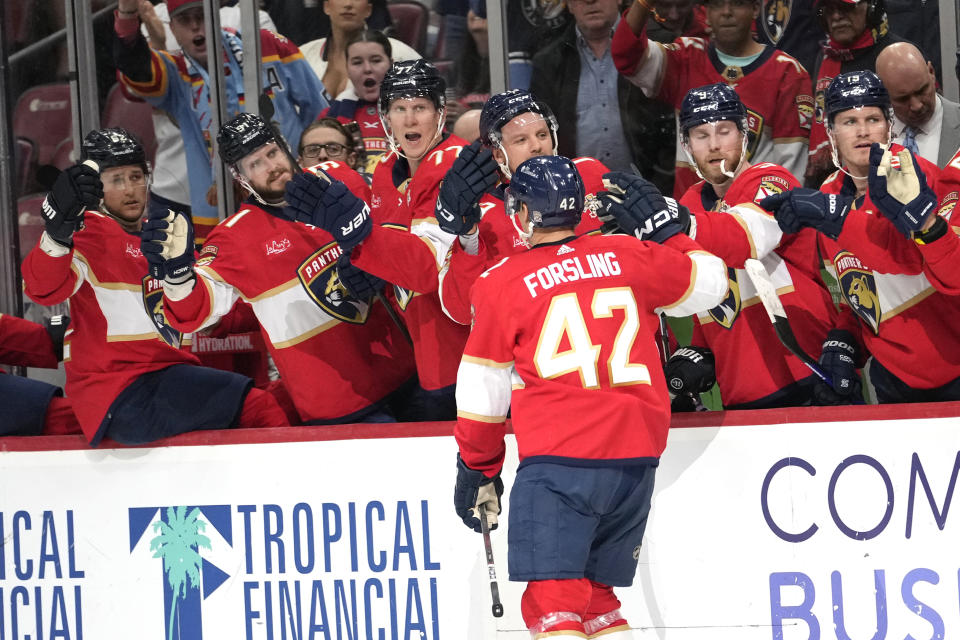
[12, 83, 72, 169]
[17, 194, 47, 260]
[387, 1, 429, 54]
[101, 84, 158, 163]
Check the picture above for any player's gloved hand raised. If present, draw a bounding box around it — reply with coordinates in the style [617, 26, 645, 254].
[335, 251, 385, 301]
[813, 329, 861, 405]
[760, 188, 852, 239]
[42, 162, 104, 247]
[454, 454, 503, 533]
[435, 140, 500, 236]
[664, 346, 715, 409]
[284, 170, 372, 251]
[867, 143, 938, 238]
[597, 172, 690, 242]
[140, 210, 196, 283]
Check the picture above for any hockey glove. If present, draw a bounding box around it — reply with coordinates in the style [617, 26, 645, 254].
[140, 210, 196, 283]
[597, 172, 689, 243]
[335, 251, 385, 301]
[454, 454, 503, 533]
[435, 140, 500, 236]
[664, 346, 716, 397]
[760, 188, 851, 239]
[868, 143, 937, 238]
[813, 329, 861, 405]
[42, 163, 103, 247]
[284, 171, 372, 251]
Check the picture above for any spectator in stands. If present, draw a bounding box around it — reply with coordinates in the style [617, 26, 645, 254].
[754, 0, 820, 74]
[533, 0, 676, 192]
[435, 0, 470, 62]
[112, 0, 327, 243]
[22, 128, 288, 445]
[0, 314, 80, 436]
[445, 7, 490, 127]
[806, 0, 905, 188]
[322, 29, 402, 177]
[300, 0, 419, 101]
[611, 0, 813, 198]
[133, 0, 277, 245]
[298, 118, 362, 170]
[876, 42, 960, 167]
[649, 0, 709, 39]
[143, 113, 416, 424]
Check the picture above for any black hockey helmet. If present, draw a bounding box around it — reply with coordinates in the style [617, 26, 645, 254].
[378, 59, 446, 116]
[81, 128, 147, 171]
[678, 83, 748, 137]
[478, 90, 559, 151]
[823, 70, 892, 126]
[217, 112, 277, 166]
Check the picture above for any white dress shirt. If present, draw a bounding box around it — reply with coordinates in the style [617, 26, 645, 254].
[892, 95, 943, 165]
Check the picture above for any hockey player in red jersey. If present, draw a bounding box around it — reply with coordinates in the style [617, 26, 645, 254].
[611, 0, 813, 198]
[762, 71, 960, 403]
[602, 83, 840, 408]
[435, 90, 609, 325]
[144, 113, 415, 424]
[291, 60, 470, 420]
[453, 155, 728, 639]
[22, 128, 287, 444]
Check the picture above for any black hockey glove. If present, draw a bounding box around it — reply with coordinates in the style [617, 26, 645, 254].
[284, 171, 372, 251]
[140, 210, 196, 283]
[42, 163, 103, 247]
[867, 143, 938, 238]
[760, 188, 851, 239]
[435, 141, 500, 236]
[335, 251, 385, 301]
[44, 314, 70, 362]
[454, 454, 503, 533]
[664, 346, 715, 397]
[813, 329, 861, 405]
[597, 172, 689, 243]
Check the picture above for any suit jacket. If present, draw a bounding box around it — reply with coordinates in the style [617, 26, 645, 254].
[937, 97, 960, 167]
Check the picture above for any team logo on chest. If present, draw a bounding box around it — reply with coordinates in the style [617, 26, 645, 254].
[297, 243, 370, 324]
[761, 0, 791, 44]
[834, 251, 880, 335]
[707, 267, 742, 329]
[141, 276, 183, 348]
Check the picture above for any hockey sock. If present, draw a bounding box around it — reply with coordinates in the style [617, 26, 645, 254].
[236, 387, 289, 428]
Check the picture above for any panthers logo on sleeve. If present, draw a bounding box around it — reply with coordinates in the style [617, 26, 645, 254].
[834, 251, 880, 335]
[706, 267, 742, 329]
[754, 174, 790, 203]
[796, 94, 815, 132]
[761, 0, 792, 44]
[141, 276, 183, 348]
[744, 108, 764, 161]
[297, 243, 370, 324]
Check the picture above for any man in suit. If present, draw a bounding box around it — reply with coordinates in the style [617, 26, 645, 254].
[877, 42, 960, 166]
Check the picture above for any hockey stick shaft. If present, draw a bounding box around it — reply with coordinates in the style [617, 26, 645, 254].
[258, 92, 412, 345]
[660, 314, 707, 411]
[478, 504, 504, 618]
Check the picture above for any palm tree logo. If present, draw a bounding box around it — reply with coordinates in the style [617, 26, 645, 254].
[150, 506, 212, 640]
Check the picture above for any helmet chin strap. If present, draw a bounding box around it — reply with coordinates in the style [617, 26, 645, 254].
[234, 168, 288, 208]
[380, 107, 446, 162]
[495, 136, 559, 182]
[684, 131, 747, 187]
[509, 209, 533, 248]
[827, 123, 892, 181]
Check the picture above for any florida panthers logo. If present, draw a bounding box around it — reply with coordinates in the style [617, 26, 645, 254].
[141, 276, 183, 348]
[761, 0, 792, 44]
[707, 267, 742, 329]
[393, 285, 416, 311]
[744, 108, 764, 162]
[520, 0, 567, 30]
[297, 243, 370, 324]
[834, 251, 880, 335]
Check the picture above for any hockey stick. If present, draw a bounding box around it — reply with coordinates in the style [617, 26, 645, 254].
[258, 92, 412, 345]
[478, 503, 504, 618]
[743, 259, 833, 386]
[659, 314, 707, 411]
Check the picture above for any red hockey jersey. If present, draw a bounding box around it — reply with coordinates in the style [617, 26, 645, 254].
[438, 156, 608, 325]
[351, 135, 472, 390]
[0, 314, 59, 369]
[22, 213, 200, 441]
[680, 162, 838, 406]
[455, 233, 728, 477]
[819, 159, 960, 389]
[162, 161, 415, 422]
[322, 99, 389, 176]
[612, 26, 813, 198]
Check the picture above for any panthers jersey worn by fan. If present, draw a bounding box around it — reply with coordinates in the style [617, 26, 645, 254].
[680, 162, 838, 407]
[455, 233, 728, 476]
[350, 134, 471, 391]
[439, 156, 608, 325]
[611, 27, 813, 198]
[22, 212, 206, 442]
[162, 162, 415, 423]
[818, 158, 960, 391]
[323, 98, 390, 176]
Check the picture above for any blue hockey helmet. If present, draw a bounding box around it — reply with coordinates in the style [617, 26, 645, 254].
[479, 90, 559, 150]
[824, 70, 892, 126]
[505, 155, 584, 229]
[678, 83, 748, 138]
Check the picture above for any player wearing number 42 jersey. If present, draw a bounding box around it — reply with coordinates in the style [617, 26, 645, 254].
[453, 156, 728, 639]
